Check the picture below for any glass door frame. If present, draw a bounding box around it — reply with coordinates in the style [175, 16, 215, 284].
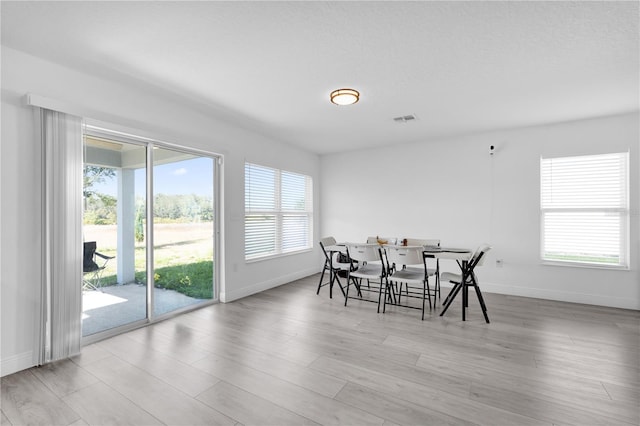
[82, 125, 221, 345]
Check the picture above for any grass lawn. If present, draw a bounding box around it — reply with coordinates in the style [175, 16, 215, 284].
[85, 223, 214, 299]
[544, 253, 619, 264]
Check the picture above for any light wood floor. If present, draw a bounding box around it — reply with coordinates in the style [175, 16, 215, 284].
[2, 274, 639, 426]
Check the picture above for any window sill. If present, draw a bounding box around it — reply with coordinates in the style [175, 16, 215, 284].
[246, 248, 313, 264]
[541, 260, 630, 271]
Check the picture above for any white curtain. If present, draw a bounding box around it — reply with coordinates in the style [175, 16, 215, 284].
[39, 108, 83, 363]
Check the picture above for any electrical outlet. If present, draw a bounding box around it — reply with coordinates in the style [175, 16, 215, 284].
[496, 259, 503, 268]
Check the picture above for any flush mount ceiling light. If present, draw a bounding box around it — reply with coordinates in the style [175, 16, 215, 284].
[330, 88, 359, 106]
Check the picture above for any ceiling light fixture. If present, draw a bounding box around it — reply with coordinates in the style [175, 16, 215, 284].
[330, 88, 359, 106]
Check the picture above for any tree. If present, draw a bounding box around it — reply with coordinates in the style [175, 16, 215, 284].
[135, 204, 145, 242]
[84, 166, 116, 199]
[84, 166, 117, 225]
[84, 194, 117, 224]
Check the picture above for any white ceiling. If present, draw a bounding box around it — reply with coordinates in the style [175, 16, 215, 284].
[2, 1, 638, 155]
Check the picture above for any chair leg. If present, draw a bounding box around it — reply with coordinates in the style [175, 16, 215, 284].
[335, 273, 347, 297]
[442, 282, 457, 306]
[329, 270, 348, 299]
[440, 281, 463, 317]
[316, 261, 328, 295]
[331, 271, 341, 299]
[473, 284, 490, 323]
[330, 269, 335, 299]
[379, 277, 387, 313]
[464, 277, 470, 308]
[421, 280, 426, 320]
[83, 278, 98, 291]
[353, 276, 362, 297]
[388, 281, 397, 304]
[94, 268, 107, 289]
[347, 277, 362, 297]
[350, 276, 362, 298]
[344, 272, 351, 306]
[462, 280, 467, 321]
[470, 275, 490, 323]
[398, 281, 408, 302]
[436, 260, 441, 300]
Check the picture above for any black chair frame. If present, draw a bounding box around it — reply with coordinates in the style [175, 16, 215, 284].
[344, 245, 394, 311]
[317, 240, 357, 298]
[440, 248, 490, 323]
[383, 247, 432, 320]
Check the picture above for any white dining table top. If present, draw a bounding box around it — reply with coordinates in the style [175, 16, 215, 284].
[325, 243, 472, 260]
[423, 246, 473, 261]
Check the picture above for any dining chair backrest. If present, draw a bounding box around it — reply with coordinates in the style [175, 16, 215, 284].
[319, 237, 337, 262]
[346, 243, 382, 263]
[470, 244, 492, 269]
[405, 239, 439, 273]
[320, 236, 337, 248]
[405, 238, 440, 248]
[384, 245, 425, 268]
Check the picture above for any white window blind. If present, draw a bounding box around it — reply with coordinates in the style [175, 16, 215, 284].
[540, 152, 629, 268]
[245, 163, 313, 260]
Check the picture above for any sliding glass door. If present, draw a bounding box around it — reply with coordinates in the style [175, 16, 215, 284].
[82, 137, 148, 336]
[152, 148, 215, 316]
[82, 131, 217, 339]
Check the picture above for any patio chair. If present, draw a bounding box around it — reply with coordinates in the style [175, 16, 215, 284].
[83, 241, 114, 291]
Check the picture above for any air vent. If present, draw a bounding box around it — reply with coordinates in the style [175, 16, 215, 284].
[393, 114, 417, 123]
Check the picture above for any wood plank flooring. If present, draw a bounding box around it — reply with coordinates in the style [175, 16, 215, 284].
[2, 274, 639, 425]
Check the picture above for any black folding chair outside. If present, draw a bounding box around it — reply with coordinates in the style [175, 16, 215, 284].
[83, 241, 114, 291]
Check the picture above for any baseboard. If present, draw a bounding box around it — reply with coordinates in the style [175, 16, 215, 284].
[480, 281, 640, 311]
[220, 267, 319, 303]
[221, 273, 639, 310]
[1, 351, 34, 377]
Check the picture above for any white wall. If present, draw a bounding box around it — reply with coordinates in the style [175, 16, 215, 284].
[321, 113, 639, 310]
[1, 47, 321, 376]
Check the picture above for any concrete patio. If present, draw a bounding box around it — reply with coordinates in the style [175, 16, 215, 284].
[82, 284, 205, 336]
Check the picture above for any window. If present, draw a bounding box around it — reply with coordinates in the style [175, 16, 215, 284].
[540, 152, 629, 268]
[245, 163, 313, 260]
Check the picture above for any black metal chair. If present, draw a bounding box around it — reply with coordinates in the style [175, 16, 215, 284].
[440, 244, 492, 323]
[83, 241, 114, 291]
[344, 243, 388, 311]
[384, 245, 432, 320]
[405, 238, 441, 304]
[317, 237, 352, 298]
